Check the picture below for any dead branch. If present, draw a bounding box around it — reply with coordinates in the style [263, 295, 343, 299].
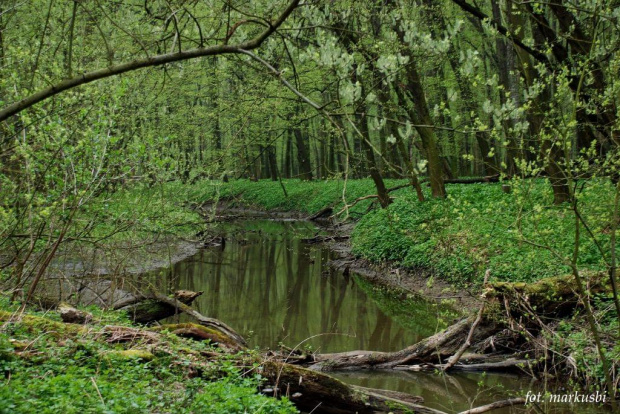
[457, 397, 526, 414]
[443, 269, 490, 371]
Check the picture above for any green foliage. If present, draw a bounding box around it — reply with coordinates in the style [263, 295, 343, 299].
[75, 183, 203, 242]
[550, 305, 620, 392]
[0, 302, 298, 414]
[189, 380, 297, 414]
[172, 178, 410, 217]
[353, 179, 615, 285]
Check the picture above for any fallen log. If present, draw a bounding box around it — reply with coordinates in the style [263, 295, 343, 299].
[443, 269, 490, 371]
[309, 316, 501, 371]
[394, 357, 533, 372]
[490, 272, 610, 318]
[308, 207, 333, 221]
[116, 290, 203, 324]
[443, 175, 501, 184]
[458, 398, 525, 414]
[148, 292, 247, 348]
[150, 322, 245, 352]
[259, 361, 443, 414]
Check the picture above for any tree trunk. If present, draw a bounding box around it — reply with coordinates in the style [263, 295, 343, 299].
[309, 315, 500, 371]
[395, 81, 446, 198]
[358, 108, 391, 208]
[267, 145, 278, 181]
[393, 26, 446, 198]
[259, 361, 441, 414]
[294, 126, 313, 180]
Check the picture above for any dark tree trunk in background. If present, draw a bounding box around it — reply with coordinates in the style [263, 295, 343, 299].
[294, 126, 313, 180]
[267, 145, 278, 181]
[358, 107, 392, 208]
[394, 60, 446, 198]
[283, 133, 292, 178]
[492, 1, 520, 176]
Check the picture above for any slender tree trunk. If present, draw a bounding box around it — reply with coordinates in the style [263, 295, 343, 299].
[283, 133, 292, 178]
[65, 1, 78, 78]
[394, 68, 446, 198]
[294, 125, 313, 180]
[267, 145, 278, 181]
[358, 107, 391, 208]
[491, 1, 521, 176]
[390, 21, 446, 198]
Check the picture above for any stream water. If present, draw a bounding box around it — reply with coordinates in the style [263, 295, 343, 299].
[147, 219, 609, 414]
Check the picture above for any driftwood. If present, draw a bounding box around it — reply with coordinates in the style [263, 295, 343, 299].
[259, 361, 444, 414]
[443, 270, 490, 371]
[394, 357, 533, 372]
[112, 289, 246, 348]
[151, 323, 245, 352]
[148, 292, 247, 348]
[490, 272, 610, 318]
[309, 316, 501, 371]
[308, 207, 333, 221]
[260, 361, 530, 414]
[458, 398, 525, 414]
[306, 273, 607, 374]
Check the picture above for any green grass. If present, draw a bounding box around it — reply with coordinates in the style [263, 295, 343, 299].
[0, 297, 298, 414]
[353, 178, 614, 285]
[168, 178, 410, 217]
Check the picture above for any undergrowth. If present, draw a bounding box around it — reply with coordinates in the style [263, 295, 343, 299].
[0, 297, 297, 414]
[352, 179, 614, 285]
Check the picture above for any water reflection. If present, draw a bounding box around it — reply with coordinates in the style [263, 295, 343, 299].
[153, 220, 435, 352]
[333, 370, 610, 414]
[147, 220, 610, 414]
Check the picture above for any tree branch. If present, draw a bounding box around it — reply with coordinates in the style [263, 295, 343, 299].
[450, 0, 550, 66]
[0, 0, 300, 122]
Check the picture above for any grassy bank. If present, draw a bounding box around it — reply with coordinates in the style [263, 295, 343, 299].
[173, 178, 410, 217]
[176, 177, 614, 285]
[0, 299, 298, 413]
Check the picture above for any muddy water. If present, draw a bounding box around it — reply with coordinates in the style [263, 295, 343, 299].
[150, 220, 609, 414]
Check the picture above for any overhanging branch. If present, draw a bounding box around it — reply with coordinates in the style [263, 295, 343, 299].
[0, 0, 301, 122]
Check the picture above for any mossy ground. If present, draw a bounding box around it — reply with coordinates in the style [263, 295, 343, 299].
[0, 297, 298, 414]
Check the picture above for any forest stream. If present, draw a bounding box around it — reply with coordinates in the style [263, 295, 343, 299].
[139, 219, 608, 414]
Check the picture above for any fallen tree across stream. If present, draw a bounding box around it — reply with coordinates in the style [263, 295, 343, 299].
[32, 268, 615, 412]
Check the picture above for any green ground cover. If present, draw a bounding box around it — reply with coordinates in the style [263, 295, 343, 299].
[182, 178, 614, 285]
[0, 299, 297, 414]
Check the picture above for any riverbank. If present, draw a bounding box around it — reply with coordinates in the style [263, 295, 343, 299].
[0, 298, 299, 413]
[179, 178, 613, 285]
[181, 178, 618, 401]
